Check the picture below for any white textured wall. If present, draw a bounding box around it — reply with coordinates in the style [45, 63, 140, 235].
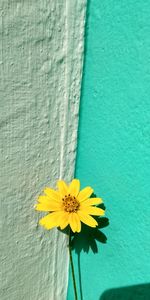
[0, 1, 86, 299]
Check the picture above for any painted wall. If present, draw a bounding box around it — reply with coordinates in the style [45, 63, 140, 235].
[68, 1, 150, 300]
[0, 1, 86, 300]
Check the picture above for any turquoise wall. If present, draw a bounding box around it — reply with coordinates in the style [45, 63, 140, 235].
[68, 1, 150, 299]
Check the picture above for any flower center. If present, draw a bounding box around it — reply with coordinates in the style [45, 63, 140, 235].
[62, 194, 80, 213]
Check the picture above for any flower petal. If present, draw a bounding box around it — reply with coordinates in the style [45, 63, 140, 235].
[77, 211, 98, 227]
[37, 195, 50, 204]
[44, 187, 61, 202]
[81, 206, 105, 216]
[57, 180, 68, 197]
[37, 195, 61, 208]
[80, 197, 103, 207]
[59, 212, 69, 230]
[68, 179, 80, 197]
[69, 213, 78, 233]
[35, 201, 61, 212]
[77, 187, 93, 202]
[39, 211, 64, 230]
[73, 213, 81, 233]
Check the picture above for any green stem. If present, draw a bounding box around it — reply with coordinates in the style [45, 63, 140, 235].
[68, 229, 78, 300]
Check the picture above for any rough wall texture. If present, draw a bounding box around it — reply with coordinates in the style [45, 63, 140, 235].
[68, 1, 150, 300]
[0, 1, 86, 300]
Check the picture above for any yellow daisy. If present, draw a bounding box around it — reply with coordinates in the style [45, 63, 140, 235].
[35, 179, 105, 233]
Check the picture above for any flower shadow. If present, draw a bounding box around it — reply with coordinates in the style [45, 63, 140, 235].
[70, 191, 109, 254]
[70, 215, 109, 254]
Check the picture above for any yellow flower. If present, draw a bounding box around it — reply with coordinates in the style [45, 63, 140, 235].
[35, 179, 105, 233]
